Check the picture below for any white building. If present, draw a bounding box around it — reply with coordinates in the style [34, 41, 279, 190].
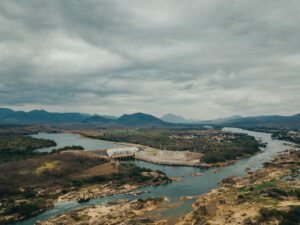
[107, 147, 139, 157]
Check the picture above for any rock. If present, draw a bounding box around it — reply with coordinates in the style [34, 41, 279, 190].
[219, 199, 226, 204]
[170, 176, 182, 182]
[190, 172, 204, 176]
[77, 196, 91, 203]
[221, 176, 238, 187]
[180, 196, 195, 201]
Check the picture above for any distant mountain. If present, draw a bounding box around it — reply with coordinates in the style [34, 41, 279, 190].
[0, 108, 88, 123]
[117, 112, 166, 126]
[161, 113, 244, 124]
[83, 115, 114, 124]
[0, 108, 167, 126]
[160, 112, 300, 129]
[1, 108, 299, 129]
[205, 115, 243, 124]
[220, 114, 300, 129]
[161, 113, 193, 124]
[0, 108, 15, 119]
[101, 115, 118, 120]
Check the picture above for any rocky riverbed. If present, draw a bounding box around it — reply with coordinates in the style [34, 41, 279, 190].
[34, 150, 300, 225]
[36, 198, 171, 225]
[176, 150, 300, 225]
[58, 172, 171, 203]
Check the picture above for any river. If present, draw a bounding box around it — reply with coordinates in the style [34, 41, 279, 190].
[15, 128, 293, 224]
[31, 132, 123, 152]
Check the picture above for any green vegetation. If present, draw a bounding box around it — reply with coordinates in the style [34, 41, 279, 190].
[0, 151, 169, 224]
[201, 134, 261, 163]
[51, 145, 84, 153]
[73, 163, 169, 187]
[0, 152, 107, 198]
[0, 127, 171, 224]
[239, 180, 300, 196]
[4, 199, 48, 218]
[255, 206, 300, 225]
[272, 131, 300, 144]
[92, 128, 262, 163]
[0, 135, 56, 162]
[239, 181, 277, 194]
[237, 170, 300, 224]
[254, 181, 276, 191]
[0, 152, 107, 223]
[114, 163, 169, 184]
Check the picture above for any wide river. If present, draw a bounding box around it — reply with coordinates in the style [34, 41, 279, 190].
[14, 128, 294, 224]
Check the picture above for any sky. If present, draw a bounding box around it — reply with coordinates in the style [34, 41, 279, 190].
[0, 0, 300, 119]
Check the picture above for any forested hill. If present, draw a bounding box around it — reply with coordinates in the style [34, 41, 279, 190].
[0, 108, 167, 126]
[1, 108, 299, 129]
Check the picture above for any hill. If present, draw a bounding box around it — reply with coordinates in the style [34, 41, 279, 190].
[0, 108, 89, 123]
[0, 109, 168, 127]
[83, 115, 114, 124]
[161, 113, 193, 124]
[117, 112, 166, 126]
[1, 108, 299, 129]
[220, 114, 300, 129]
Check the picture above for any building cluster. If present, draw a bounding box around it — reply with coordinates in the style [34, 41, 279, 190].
[168, 131, 236, 143]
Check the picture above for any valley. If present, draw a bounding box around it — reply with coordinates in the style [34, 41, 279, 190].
[2, 2, 299, 224]
[0, 125, 298, 224]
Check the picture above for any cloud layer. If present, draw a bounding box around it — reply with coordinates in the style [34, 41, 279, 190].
[1, 0, 300, 119]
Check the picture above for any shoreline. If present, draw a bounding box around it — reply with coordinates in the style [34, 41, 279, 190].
[56, 178, 171, 203]
[175, 149, 300, 225]
[134, 154, 238, 168]
[1, 173, 171, 225]
[34, 149, 300, 225]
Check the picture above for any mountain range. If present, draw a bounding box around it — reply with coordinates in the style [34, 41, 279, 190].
[160, 113, 194, 124]
[0, 108, 167, 127]
[0, 108, 299, 129]
[160, 113, 243, 124]
[161, 113, 300, 129]
[220, 114, 300, 129]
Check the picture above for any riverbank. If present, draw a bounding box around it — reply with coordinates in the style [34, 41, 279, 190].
[176, 150, 300, 225]
[36, 198, 171, 225]
[34, 149, 300, 225]
[57, 171, 171, 203]
[0, 150, 171, 224]
[135, 149, 238, 168]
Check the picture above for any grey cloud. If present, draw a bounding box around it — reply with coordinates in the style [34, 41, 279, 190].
[0, 0, 300, 119]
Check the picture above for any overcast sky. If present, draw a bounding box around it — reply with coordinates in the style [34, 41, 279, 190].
[1, 0, 300, 119]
